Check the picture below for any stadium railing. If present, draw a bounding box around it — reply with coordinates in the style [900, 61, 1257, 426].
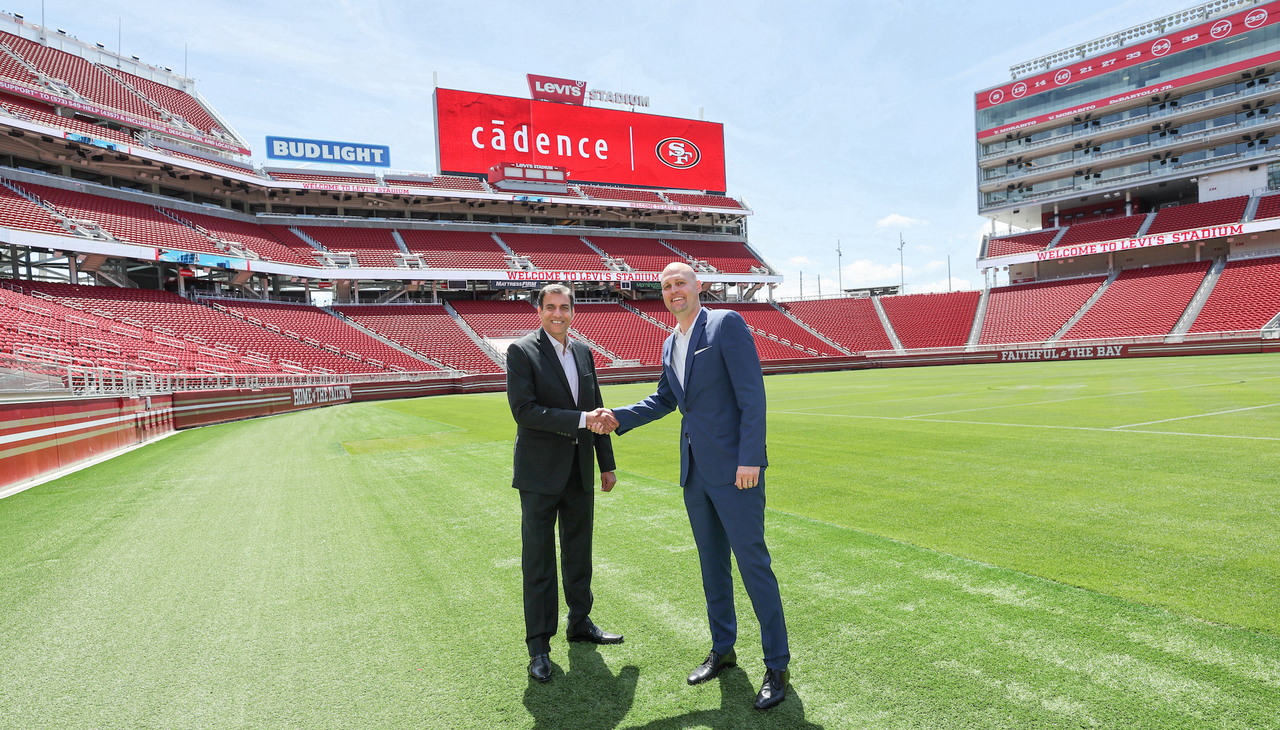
[859, 328, 1269, 357]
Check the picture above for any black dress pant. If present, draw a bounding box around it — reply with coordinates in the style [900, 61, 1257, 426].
[520, 455, 595, 656]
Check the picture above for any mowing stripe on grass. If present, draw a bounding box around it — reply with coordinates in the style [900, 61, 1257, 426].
[1112, 401, 1280, 428]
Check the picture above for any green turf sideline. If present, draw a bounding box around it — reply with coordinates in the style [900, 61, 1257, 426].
[1, 355, 1277, 728]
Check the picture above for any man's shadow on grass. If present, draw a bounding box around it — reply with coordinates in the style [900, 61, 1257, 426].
[624, 664, 823, 730]
[523, 642, 640, 730]
[523, 643, 822, 730]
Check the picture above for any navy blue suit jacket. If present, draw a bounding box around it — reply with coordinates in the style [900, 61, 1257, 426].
[614, 307, 767, 486]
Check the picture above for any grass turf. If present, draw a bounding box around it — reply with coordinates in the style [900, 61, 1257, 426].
[0, 352, 1277, 728]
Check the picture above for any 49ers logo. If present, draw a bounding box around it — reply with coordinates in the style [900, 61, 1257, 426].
[656, 137, 700, 169]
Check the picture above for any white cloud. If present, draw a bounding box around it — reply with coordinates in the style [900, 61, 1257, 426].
[907, 277, 976, 295]
[787, 255, 812, 267]
[875, 213, 928, 229]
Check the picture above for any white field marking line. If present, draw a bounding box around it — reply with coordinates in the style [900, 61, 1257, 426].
[1112, 402, 1280, 428]
[904, 375, 1280, 418]
[767, 410, 1280, 442]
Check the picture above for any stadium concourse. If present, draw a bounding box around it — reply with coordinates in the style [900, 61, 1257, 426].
[3, 4, 1280, 495]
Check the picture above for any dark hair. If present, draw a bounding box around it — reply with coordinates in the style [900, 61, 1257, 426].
[536, 283, 574, 308]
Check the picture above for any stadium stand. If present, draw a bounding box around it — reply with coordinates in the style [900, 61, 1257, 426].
[0, 182, 66, 234]
[707, 302, 836, 356]
[450, 299, 539, 338]
[164, 150, 256, 175]
[398, 230, 508, 269]
[102, 68, 225, 136]
[879, 291, 981, 349]
[1189, 256, 1280, 332]
[1252, 193, 1280, 221]
[334, 303, 502, 373]
[578, 185, 664, 203]
[1145, 197, 1248, 235]
[1053, 214, 1146, 247]
[293, 226, 402, 268]
[269, 172, 378, 185]
[987, 230, 1057, 257]
[215, 300, 432, 371]
[587, 236, 684, 272]
[978, 277, 1106, 344]
[630, 300, 816, 360]
[1065, 261, 1211, 339]
[629, 299, 678, 328]
[0, 32, 158, 123]
[664, 192, 743, 209]
[560, 303, 668, 366]
[667, 239, 764, 273]
[499, 233, 605, 270]
[10, 281, 384, 373]
[172, 212, 315, 266]
[0, 93, 138, 146]
[781, 298, 893, 352]
[19, 181, 224, 255]
[384, 175, 488, 192]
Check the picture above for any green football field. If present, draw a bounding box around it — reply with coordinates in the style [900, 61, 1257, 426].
[2, 352, 1278, 729]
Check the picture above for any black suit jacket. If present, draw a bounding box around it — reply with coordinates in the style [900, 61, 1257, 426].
[507, 328, 616, 494]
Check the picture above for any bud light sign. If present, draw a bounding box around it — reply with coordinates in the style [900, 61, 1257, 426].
[266, 136, 391, 167]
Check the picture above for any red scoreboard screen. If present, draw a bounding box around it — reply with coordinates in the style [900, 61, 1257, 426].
[435, 88, 727, 192]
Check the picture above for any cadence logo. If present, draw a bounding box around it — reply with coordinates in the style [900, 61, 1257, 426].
[1054, 69, 1072, 85]
[1246, 8, 1268, 28]
[1211, 19, 1233, 38]
[656, 137, 700, 169]
[1151, 38, 1172, 56]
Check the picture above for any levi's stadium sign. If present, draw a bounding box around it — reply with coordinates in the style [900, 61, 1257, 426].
[434, 88, 726, 192]
[528, 74, 586, 105]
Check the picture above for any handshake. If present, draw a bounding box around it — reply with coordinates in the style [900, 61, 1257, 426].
[586, 408, 618, 435]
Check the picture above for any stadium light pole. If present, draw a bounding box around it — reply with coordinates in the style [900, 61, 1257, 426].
[837, 239, 842, 295]
[898, 233, 905, 291]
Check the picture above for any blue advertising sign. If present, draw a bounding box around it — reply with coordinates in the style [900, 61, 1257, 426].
[266, 136, 390, 167]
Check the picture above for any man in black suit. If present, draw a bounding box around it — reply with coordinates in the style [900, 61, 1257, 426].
[506, 284, 623, 683]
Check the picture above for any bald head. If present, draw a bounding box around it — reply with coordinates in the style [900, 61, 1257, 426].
[660, 261, 701, 327]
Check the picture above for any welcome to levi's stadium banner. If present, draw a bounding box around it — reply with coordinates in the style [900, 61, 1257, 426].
[980, 218, 1279, 268]
[434, 88, 726, 192]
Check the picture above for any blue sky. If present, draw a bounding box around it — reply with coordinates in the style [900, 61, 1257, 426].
[47, 0, 1184, 296]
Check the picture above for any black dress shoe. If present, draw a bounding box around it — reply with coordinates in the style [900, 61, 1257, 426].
[754, 667, 789, 710]
[528, 653, 552, 683]
[567, 625, 624, 644]
[687, 649, 737, 685]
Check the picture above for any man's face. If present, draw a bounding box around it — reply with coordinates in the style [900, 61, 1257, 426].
[539, 292, 573, 340]
[662, 270, 698, 317]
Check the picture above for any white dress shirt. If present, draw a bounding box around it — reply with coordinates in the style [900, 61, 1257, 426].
[670, 315, 697, 390]
[547, 332, 588, 429]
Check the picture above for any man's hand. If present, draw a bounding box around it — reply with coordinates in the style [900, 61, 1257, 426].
[735, 465, 760, 490]
[600, 471, 617, 492]
[586, 408, 618, 434]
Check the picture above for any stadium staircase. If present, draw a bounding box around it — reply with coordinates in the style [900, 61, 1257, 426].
[1189, 255, 1280, 334]
[1049, 270, 1118, 341]
[966, 287, 990, 351]
[1048, 228, 1068, 248]
[1134, 211, 1156, 237]
[871, 297, 904, 353]
[390, 230, 412, 256]
[619, 301, 674, 332]
[568, 326, 627, 366]
[770, 303, 852, 355]
[1167, 257, 1227, 342]
[288, 226, 329, 253]
[1244, 194, 1263, 223]
[442, 301, 507, 369]
[324, 307, 448, 370]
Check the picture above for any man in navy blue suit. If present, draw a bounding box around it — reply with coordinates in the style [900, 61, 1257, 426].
[593, 262, 791, 710]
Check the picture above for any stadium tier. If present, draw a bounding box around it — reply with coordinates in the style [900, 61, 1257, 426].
[1189, 257, 1280, 333]
[498, 233, 605, 271]
[578, 185, 665, 203]
[566, 304, 669, 366]
[398, 230, 508, 269]
[4, 280, 391, 373]
[781, 298, 893, 353]
[987, 230, 1057, 257]
[979, 277, 1107, 345]
[0, 93, 139, 146]
[0, 182, 66, 234]
[269, 172, 378, 185]
[293, 226, 402, 268]
[879, 291, 982, 349]
[1254, 193, 1280, 222]
[1053, 215, 1147, 248]
[1064, 261, 1211, 340]
[664, 192, 743, 209]
[449, 299, 540, 338]
[1145, 197, 1249, 236]
[706, 303, 838, 357]
[587, 237, 684, 272]
[383, 175, 489, 192]
[174, 212, 316, 266]
[666, 240, 764, 273]
[332, 304, 501, 374]
[213, 300, 434, 371]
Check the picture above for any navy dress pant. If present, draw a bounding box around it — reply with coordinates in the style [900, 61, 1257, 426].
[683, 456, 789, 670]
